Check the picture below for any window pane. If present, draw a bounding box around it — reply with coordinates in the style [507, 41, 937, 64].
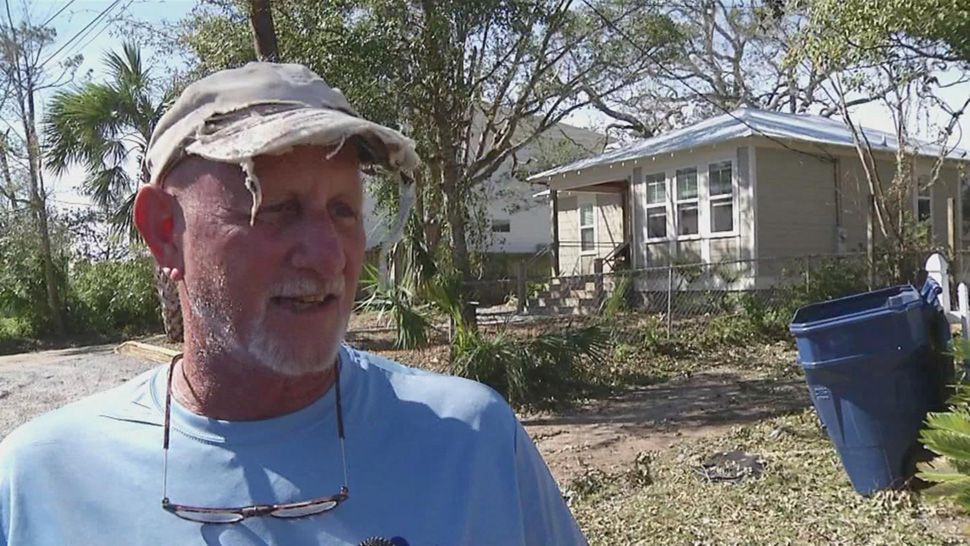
[581, 227, 595, 251]
[711, 200, 733, 232]
[709, 161, 732, 196]
[676, 169, 697, 200]
[580, 204, 594, 227]
[491, 219, 511, 233]
[678, 203, 699, 235]
[918, 198, 931, 223]
[647, 208, 666, 239]
[918, 176, 931, 198]
[645, 173, 666, 204]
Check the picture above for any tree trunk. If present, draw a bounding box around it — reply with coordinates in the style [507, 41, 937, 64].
[249, 0, 280, 62]
[441, 162, 477, 329]
[0, 134, 19, 208]
[154, 265, 184, 342]
[23, 78, 65, 336]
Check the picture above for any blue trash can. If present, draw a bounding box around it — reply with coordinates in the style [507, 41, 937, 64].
[789, 283, 952, 495]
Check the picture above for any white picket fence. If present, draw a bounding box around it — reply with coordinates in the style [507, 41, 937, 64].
[925, 253, 970, 350]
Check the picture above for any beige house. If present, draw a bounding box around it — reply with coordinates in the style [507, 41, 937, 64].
[529, 108, 970, 286]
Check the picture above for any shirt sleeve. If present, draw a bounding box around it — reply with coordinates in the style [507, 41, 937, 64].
[0, 437, 13, 546]
[513, 421, 588, 546]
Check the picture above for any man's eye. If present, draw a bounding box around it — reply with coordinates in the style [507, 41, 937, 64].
[332, 202, 358, 219]
[259, 201, 300, 220]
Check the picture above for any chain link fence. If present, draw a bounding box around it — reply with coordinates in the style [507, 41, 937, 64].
[460, 250, 943, 333]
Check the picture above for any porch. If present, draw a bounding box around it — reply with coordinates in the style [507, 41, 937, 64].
[547, 178, 633, 277]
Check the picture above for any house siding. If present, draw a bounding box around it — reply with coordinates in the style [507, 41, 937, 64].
[556, 192, 624, 275]
[838, 157, 898, 252]
[838, 156, 962, 252]
[925, 163, 960, 247]
[755, 147, 837, 259]
[557, 195, 580, 275]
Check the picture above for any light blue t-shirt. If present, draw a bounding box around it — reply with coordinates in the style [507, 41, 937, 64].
[0, 346, 586, 545]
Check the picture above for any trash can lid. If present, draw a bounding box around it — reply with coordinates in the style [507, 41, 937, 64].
[789, 285, 922, 334]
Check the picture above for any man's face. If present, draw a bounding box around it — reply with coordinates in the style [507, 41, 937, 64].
[175, 145, 365, 376]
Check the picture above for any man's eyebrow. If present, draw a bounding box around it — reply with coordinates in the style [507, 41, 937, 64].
[257, 195, 300, 211]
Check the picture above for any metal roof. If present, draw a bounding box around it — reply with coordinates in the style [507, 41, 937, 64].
[528, 107, 970, 181]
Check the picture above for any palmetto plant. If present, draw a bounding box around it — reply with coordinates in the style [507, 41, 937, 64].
[917, 382, 970, 509]
[451, 323, 611, 409]
[356, 263, 432, 350]
[43, 43, 183, 341]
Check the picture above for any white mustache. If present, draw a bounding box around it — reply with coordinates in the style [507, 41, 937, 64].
[270, 277, 344, 299]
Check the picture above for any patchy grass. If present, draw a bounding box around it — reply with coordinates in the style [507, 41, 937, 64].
[569, 410, 970, 545]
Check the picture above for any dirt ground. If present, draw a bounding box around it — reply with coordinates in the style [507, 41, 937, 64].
[522, 366, 809, 481]
[0, 345, 156, 439]
[0, 339, 809, 487]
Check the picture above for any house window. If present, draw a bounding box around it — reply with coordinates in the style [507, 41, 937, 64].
[645, 172, 667, 239]
[709, 161, 734, 233]
[917, 176, 932, 225]
[579, 202, 595, 252]
[491, 219, 511, 233]
[675, 168, 699, 236]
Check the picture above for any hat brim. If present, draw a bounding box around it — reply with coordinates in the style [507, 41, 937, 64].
[184, 106, 419, 172]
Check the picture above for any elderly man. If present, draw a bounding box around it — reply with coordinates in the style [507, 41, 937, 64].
[0, 63, 586, 545]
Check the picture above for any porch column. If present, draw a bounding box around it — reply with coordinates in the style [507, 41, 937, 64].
[551, 189, 560, 277]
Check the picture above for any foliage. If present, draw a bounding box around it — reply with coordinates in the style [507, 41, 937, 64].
[918, 383, 970, 512]
[451, 323, 611, 409]
[793, 0, 968, 264]
[598, 273, 633, 317]
[698, 313, 763, 348]
[0, 210, 70, 336]
[180, 0, 682, 327]
[800, 0, 970, 66]
[66, 257, 162, 336]
[355, 264, 433, 350]
[0, 207, 161, 340]
[0, 17, 79, 337]
[572, 410, 964, 545]
[725, 256, 872, 341]
[42, 43, 184, 342]
[43, 42, 172, 237]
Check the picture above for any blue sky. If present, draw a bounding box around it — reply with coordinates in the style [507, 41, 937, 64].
[17, 0, 970, 210]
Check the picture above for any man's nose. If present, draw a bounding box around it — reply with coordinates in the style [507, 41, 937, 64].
[289, 211, 346, 275]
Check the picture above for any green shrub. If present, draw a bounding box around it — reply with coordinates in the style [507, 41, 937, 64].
[599, 273, 634, 317]
[698, 314, 761, 348]
[918, 382, 970, 510]
[451, 324, 611, 409]
[0, 212, 70, 336]
[67, 257, 161, 336]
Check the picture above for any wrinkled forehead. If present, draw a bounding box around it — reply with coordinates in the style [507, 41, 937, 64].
[163, 146, 364, 219]
[161, 156, 243, 198]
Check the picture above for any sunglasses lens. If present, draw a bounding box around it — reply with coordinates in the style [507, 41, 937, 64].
[174, 510, 245, 524]
[272, 500, 339, 518]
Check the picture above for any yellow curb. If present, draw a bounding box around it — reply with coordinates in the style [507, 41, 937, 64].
[114, 340, 180, 364]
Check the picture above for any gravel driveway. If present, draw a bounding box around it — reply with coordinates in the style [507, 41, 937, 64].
[0, 345, 158, 441]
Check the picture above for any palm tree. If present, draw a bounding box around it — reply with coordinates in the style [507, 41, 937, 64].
[43, 43, 183, 341]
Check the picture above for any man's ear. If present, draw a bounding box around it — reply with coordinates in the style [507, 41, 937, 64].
[133, 185, 184, 282]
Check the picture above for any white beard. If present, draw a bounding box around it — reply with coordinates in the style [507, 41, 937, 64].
[186, 272, 344, 377]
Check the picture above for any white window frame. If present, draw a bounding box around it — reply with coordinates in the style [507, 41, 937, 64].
[675, 167, 701, 240]
[915, 175, 933, 230]
[708, 160, 737, 237]
[644, 172, 669, 242]
[961, 175, 970, 248]
[579, 196, 597, 255]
